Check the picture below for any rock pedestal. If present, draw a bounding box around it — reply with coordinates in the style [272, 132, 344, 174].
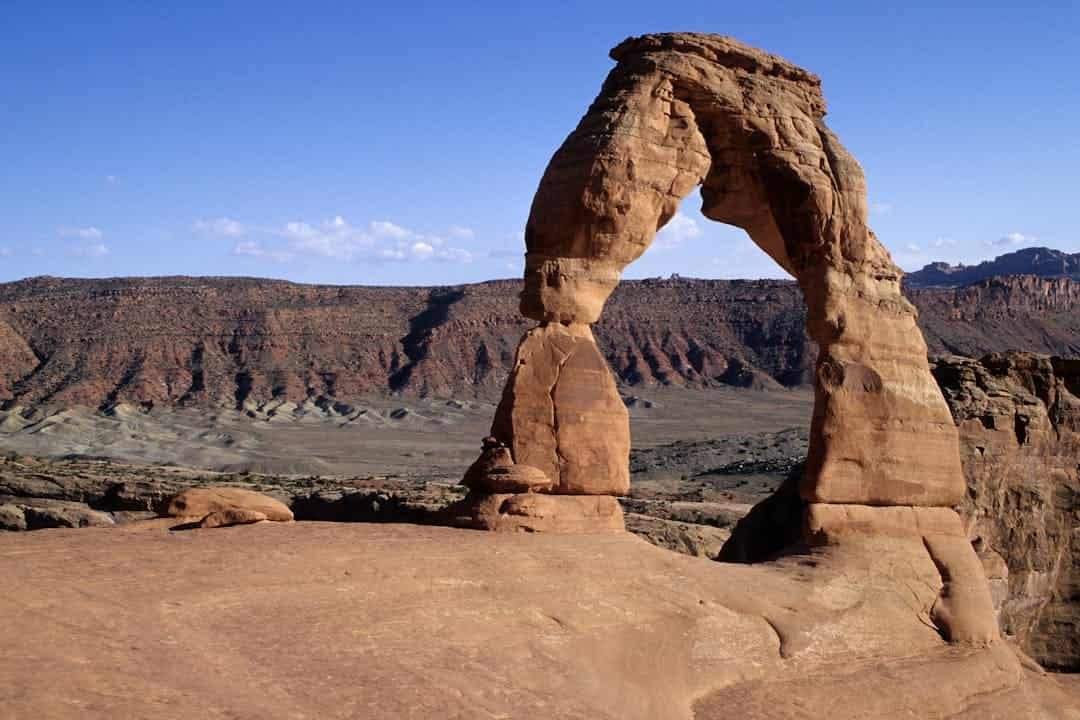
[456, 322, 629, 532]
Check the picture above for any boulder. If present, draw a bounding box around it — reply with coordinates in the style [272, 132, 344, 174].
[0, 503, 27, 531]
[164, 487, 293, 523]
[19, 499, 115, 530]
[461, 437, 554, 494]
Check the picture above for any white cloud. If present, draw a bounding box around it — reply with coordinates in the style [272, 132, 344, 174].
[905, 242, 921, 253]
[655, 212, 702, 250]
[931, 237, 956, 249]
[436, 247, 472, 263]
[59, 226, 103, 240]
[232, 240, 264, 257]
[195, 217, 246, 237]
[410, 241, 435, 260]
[205, 214, 475, 266]
[280, 216, 377, 260]
[377, 240, 472, 264]
[368, 220, 409, 239]
[0, 247, 10, 257]
[232, 239, 293, 263]
[105, 175, 118, 185]
[69, 242, 109, 257]
[990, 231, 1036, 246]
[276, 215, 473, 264]
[870, 202, 893, 216]
[448, 225, 475, 240]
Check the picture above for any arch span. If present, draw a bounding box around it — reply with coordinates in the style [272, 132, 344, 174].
[457, 32, 968, 534]
[516, 33, 964, 507]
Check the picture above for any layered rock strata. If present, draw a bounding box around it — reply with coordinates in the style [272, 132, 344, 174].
[2, 274, 1079, 408]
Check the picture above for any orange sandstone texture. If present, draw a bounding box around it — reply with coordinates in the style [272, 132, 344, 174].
[164, 487, 293, 524]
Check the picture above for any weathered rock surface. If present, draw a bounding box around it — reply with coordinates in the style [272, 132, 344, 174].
[2, 522, 1075, 719]
[0, 274, 1078, 408]
[446, 492, 626, 533]
[461, 437, 555, 494]
[199, 508, 269, 528]
[488, 323, 630, 496]
[933, 352, 1080, 670]
[164, 486, 294, 523]
[18, 498, 116, 530]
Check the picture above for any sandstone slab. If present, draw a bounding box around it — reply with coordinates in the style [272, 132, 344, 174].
[489, 323, 629, 496]
[1, 522, 1071, 719]
[803, 503, 965, 542]
[164, 486, 293, 523]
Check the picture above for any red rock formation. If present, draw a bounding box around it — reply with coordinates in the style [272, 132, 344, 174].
[458, 32, 1000, 642]
[1, 275, 1078, 410]
[933, 352, 1080, 670]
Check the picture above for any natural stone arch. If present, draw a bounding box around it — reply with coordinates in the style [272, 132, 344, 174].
[517, 33, 965, 508]
[449, 30, 996, 644]
[455, 33, 981, 549]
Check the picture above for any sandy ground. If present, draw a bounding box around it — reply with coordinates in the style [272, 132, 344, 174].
[0, 388, 815, 556]
[0, 387, 814, 479]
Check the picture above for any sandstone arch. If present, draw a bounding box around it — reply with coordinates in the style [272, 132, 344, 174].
[524, 32, 966, 506]
[453, 32, 997, 641]
[461, 31, 963, 510]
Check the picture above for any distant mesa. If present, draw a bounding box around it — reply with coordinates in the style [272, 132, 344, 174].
[905, 246, 1080, 288]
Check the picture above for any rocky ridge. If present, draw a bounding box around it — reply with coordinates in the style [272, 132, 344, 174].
[1, 274, 1078, 411]
[907, 246, 1080, 288]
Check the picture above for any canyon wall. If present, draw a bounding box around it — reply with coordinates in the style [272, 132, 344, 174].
[933, 353, 1080, 670]
[1, 275, 1078, 409]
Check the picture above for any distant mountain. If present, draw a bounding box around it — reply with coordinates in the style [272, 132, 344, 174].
[905, 246, 1080, 288]
[1, 274, 1079, 410]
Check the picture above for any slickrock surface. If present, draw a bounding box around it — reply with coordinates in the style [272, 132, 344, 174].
[1, 522, 1076, 719]
[934, 352, 1080, 670]
[1, 275, 1078, 409]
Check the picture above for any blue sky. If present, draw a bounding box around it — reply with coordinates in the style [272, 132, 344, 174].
[1, 1, 1077, 285]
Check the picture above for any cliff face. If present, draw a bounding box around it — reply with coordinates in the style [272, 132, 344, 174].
[912, 277, 1080, 358]
[933, 353, 1080, 670]
[0, 275, 1078, 410]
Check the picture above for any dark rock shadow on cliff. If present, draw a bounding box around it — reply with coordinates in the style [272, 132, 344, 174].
[388, 288, 467, 392]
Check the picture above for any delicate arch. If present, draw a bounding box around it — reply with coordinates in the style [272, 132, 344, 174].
[520, 33, 964, 506]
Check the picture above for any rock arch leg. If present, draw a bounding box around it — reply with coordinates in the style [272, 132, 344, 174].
[457, 33, 997, 642]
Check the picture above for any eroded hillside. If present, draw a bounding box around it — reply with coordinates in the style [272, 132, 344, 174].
[0, 275, 1078, 409]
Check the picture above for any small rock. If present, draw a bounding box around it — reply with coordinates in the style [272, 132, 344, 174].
[0, 504, 27, 531]
[200, 509, 269, 528]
